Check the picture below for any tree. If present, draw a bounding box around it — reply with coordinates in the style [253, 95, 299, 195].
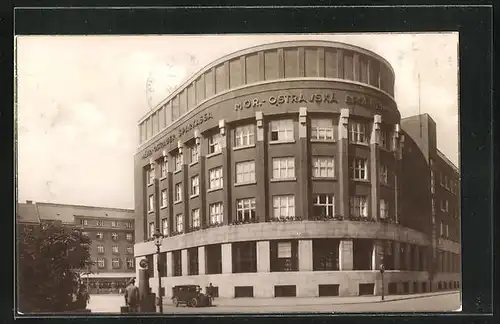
[18, 221, 93, 313]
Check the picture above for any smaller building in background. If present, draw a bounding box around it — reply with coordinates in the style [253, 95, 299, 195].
[16, 200, 135, 294]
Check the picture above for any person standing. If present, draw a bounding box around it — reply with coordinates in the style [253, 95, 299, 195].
[124, 278, 140, 313]
[207, 283, 215, 301]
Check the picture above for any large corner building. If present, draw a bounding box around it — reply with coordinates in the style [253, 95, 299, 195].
[133, 40, 460, 298]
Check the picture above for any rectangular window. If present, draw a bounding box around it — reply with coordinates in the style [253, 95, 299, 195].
[311, 119, 335, 140]
[380, 199, 389, 219]
[440, 221, 444, 237]
[208, 133, 222, 154]
[147, 166, 155, 185]
[236, 161, 256, 183]
[148, 194, 154, 212]
[446, 224, 449, 238]
[272, 157, 295, 179]
[313, 195, 335, 217]
[80, 219, 88, 226]
[380, 130, 391, 150]
[160, 160, 167, 178]
[272, 195, 295, 220]
[111, 232, 118, 240]
[96, 220, 104, 227]
[97, 258, 105, 269]
[125, 221, 132, 228]
[270, 119, 294, 142]
[111, 220, 117, 227]
[174, 153, 183, 171]
[176, 214, 184, 233]
[112, 258, 121, 269]
[190, 144, 199, 164]
[97, 245, 104, 253]
[351, 158, 368, 180]
[277, 242, 292, 258]
[162, 218, 169, 236]
[209, 202, 224, 225]
[191, 209, 201, 228]
[209, 167, 223, 189]
[126, 258, 134, 269]
[236, 198, 256, 221]
[126, 246, 133, 254]
[380, 165, 388, 184]
[174, 183, 182, 202]
[349, 122, 367, 144]
[112, 245, 119, 254]
[126, 233, 133, 241]
[161, 189, 168, 207]
[96, 232, 104, 240]
[312, 157, 335, 178]
[191, 176, 200, 196]
[445, 200, 449, 212]
[430, 170, 435, 193]
[235, 125, 255, 147]
[350, 196, 368, 218]
[148, 222, 155, 238]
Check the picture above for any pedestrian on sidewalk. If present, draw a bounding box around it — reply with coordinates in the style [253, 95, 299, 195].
[207, 283, 215, 302]
[124, 278, 140, 313]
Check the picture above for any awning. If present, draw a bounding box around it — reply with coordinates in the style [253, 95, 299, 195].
[79, 272, 135, 279]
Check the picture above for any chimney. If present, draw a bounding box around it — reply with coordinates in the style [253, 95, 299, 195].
[26, 200, 33, 204]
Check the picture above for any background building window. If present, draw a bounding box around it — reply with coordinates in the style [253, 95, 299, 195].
[208, 133, 222, 154]
[380, 165, 388, 184]
[126, 258, 134, 269]
[311, 119, 335, 140]
[312, 157, 335, 178]
[270, 119, 293, 142]
[148, 194, 154, 212]
[235, 125, 255, 147]
[126, 233, 133, 241]
[80, 219, 88, 226]
[97, 258, 105, 269]
[124, 221, 132, 228]
[236, 198, 256, 221]
[349, 122, 367, 144]
[112, 245, 119, 254]
[97, 245, 104, 253]
[191, 176, 200, 196]
[96, 220, 104, 227]
[350, 158, 368, 180]
[161, 160, 167, 178]
[112, 258, 121, 269]
[111, 220, 117, 227]
[96, 232, 104, 240]
[380, 199, 389, 219]
[176, 214, 184, 233]
[272, 195, 295, 220]
[147, 166, 154, 185]
[313, 195, 335, 217]
[191, 209, 201, 228]
[111, 232, 118, 240]
[126, 246, 133, 254]
[190, 144, 199, 164]
[209, 167, 223, 189]
[175, 183, 182, 202]
[350, 196, 368, 218]
[161, 189, 168, 207]
[162, 218, 169, 236]
[149, 222, 155, 238]
[236, 161, 255, 183]
[209, 202, 224, 225]
[174, 153, 183, 171]
[272, 157, 295, 179]
[380, 130, 391, 150]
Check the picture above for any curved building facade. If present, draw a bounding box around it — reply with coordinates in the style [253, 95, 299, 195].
[133, 40, 460, 299]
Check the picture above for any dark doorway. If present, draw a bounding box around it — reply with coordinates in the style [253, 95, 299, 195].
[413, 282, 419, 294]
[187, 247, 199, 275]
[270, 240, 298, 272]
[232, 241, 257, 273]
[353, 239, 373, 270]
[172, 250, 182, 277]
[206, 244, 222, 274]
[313, 239, 340, 271]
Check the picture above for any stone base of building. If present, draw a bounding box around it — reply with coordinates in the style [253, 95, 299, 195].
[148, 271, 460, 299]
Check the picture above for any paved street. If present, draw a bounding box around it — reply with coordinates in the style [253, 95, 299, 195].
[88, 291, 460, 314]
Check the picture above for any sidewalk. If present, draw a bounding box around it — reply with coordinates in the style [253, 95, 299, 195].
[164, 291, 459, 308]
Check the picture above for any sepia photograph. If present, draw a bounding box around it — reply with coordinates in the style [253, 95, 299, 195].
[16, 33, 461, 314]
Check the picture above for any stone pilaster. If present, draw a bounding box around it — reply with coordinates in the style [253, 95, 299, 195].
[339, 239, 353, 270]
[221, 243, 232, 274]
[298, 239, 313, 271]
[370, 114, 381, 221]
[257, 240, 270, 272]
[198, 246, 206, 275]
[338, 108, 350, 219]
[405, 243, 412, 271]
[178, 141, 189, 233]
[166, 252, 173, 277]
[181, 249, 188, 276]
[255, 112, 268, 223]
[298, 107, 310, 220]
[219, 120, 231, 225]
[413, 245, 420, 271]
[393, 124, 403, 224]
[393, 241, 401, 270]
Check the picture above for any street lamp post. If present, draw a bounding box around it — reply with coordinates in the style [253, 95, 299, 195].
[379, 263, 386, 301]
[153, 229, 164, 313]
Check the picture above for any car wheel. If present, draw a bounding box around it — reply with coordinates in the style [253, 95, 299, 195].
[172, 298, 179, 307]
[190, 298, 198, 308]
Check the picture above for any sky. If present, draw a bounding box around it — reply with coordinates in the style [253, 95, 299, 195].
[16, 33, 459, 209]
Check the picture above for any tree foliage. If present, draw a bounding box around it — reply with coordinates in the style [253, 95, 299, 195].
[18, 222, 93, 313]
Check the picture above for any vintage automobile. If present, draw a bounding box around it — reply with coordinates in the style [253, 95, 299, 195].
[171, 285, 212, 307]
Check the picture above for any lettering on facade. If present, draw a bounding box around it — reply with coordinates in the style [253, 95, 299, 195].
[345, 95, 384, 112]
[235, 93, 338, 111]
[141, 112, 213, 159]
